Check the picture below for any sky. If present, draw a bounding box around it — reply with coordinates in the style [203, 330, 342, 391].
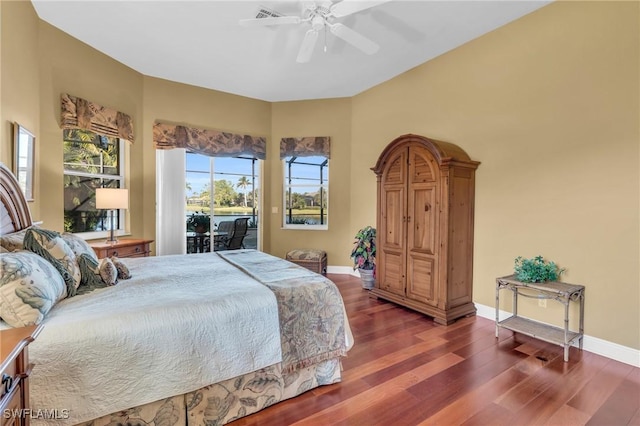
[186, 153, 328, 198]
[186, 154, 256, 197]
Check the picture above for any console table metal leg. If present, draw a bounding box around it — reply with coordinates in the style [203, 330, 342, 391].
[495, 284, 500, 338]
[563, 297, 570, 362]
[579, 291, 585, 350]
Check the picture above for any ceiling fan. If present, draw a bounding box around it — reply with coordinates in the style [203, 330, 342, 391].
[240, 0, 392, 63]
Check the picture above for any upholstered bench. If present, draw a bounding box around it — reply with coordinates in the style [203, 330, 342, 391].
[286, 249, 327, 275]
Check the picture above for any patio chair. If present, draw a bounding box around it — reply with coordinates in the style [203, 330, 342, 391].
[223, 218, 249, 250]
[213, 220, 233, 250]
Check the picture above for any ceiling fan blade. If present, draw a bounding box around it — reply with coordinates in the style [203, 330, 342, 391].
[239, 16, 301, 27]
[330, 0, 393, 18]
[329, 23, 379, 55]
[296, 29, 319, 63]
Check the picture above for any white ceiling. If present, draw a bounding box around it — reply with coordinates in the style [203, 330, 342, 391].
[31, 0, 550, 102]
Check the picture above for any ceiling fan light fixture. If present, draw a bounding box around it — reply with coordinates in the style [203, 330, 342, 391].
[311, 15, 325, 31]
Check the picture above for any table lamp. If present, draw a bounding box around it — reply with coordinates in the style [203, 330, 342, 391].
[96, 188, 129, 244]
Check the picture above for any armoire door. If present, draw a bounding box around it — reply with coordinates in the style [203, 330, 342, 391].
[405, 146, 439, 305]
[377, 147, 407, 297]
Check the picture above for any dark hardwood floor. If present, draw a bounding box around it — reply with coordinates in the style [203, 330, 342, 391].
[234, 274, 640, 426]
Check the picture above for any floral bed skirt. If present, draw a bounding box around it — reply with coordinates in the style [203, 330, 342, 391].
[79, 358, 342, 425]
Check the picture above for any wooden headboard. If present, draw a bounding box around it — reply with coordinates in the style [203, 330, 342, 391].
[0, 162, 33, 235]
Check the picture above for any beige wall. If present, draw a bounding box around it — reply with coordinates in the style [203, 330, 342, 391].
[36, 20, 144, 237]
[351, 1, 639, 348]
[1, 0, 40, 217]
[141, 77, 271, 249]
[1, 1, 637, 350]
[270, 99, 352, 261]
[2, 0, 144, 231]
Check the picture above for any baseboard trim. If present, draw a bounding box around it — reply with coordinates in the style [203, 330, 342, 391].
[475, 303, 639, 367]
[327, 265, 359, 276]
[326, 268, 639, 367]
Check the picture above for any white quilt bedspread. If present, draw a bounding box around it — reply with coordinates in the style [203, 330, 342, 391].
[25, 253, 282, 425]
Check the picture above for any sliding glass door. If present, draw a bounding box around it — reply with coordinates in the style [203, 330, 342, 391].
[185, 152, 260, 251]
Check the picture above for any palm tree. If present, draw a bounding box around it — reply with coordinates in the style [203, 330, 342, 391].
[185, 182, 192, 203]
[63, 129, 120, 232]
[237, 176, 250, 208]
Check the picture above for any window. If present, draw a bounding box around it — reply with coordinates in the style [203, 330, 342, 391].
[185, 152, 260, 252]
[186, 152, 212, 232]
[63, 129, 125, 237]
[283, 156, 328, 229]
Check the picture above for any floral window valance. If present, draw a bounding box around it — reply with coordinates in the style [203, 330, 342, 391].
[280, 137, 331, 159]
[60, 93, 134, 142]
[153, 122, 266, 160]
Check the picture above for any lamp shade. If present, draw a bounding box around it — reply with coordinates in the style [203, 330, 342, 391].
[96, 188, 129, 209]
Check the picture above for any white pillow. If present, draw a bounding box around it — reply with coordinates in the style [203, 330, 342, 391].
[0, 251, 66, 327]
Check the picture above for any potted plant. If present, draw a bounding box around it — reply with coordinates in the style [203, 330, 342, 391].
[350, 226, 376, 289]
[187, 211, 210, 234]
[514, 255, 565, 283]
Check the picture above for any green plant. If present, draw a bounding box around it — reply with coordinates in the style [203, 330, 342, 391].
[187, 211, 210, 233]
[514, 255, 565, 283]
[350, 226, 376, 271]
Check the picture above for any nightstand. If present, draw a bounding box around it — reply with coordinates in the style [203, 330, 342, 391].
[1, 324, 43, 426]
[90, 239, 153, 259]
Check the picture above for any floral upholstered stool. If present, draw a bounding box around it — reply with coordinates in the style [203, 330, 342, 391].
[285, 249, 327, 275]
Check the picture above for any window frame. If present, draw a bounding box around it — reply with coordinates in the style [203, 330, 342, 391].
[282, 156, 329, 231]
[63, 133, 126, 239]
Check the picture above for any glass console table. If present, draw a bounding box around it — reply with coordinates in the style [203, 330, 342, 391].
[495, 275, 585, 362]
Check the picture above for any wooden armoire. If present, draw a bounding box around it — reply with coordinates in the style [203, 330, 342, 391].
[371, 134, 480, 325]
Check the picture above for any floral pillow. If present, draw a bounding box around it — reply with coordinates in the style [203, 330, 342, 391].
[23, 228, 81, 297]
[0, 251, 66, 327]
[75, 254, 113, 295]
[98, 258, 118, 286]
[110, 256, 132, 280]
[61, 233, 98, 262]
[0, 227, 33, 252]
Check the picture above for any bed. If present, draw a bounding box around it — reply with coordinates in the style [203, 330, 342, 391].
[0, 162, 353, 425]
